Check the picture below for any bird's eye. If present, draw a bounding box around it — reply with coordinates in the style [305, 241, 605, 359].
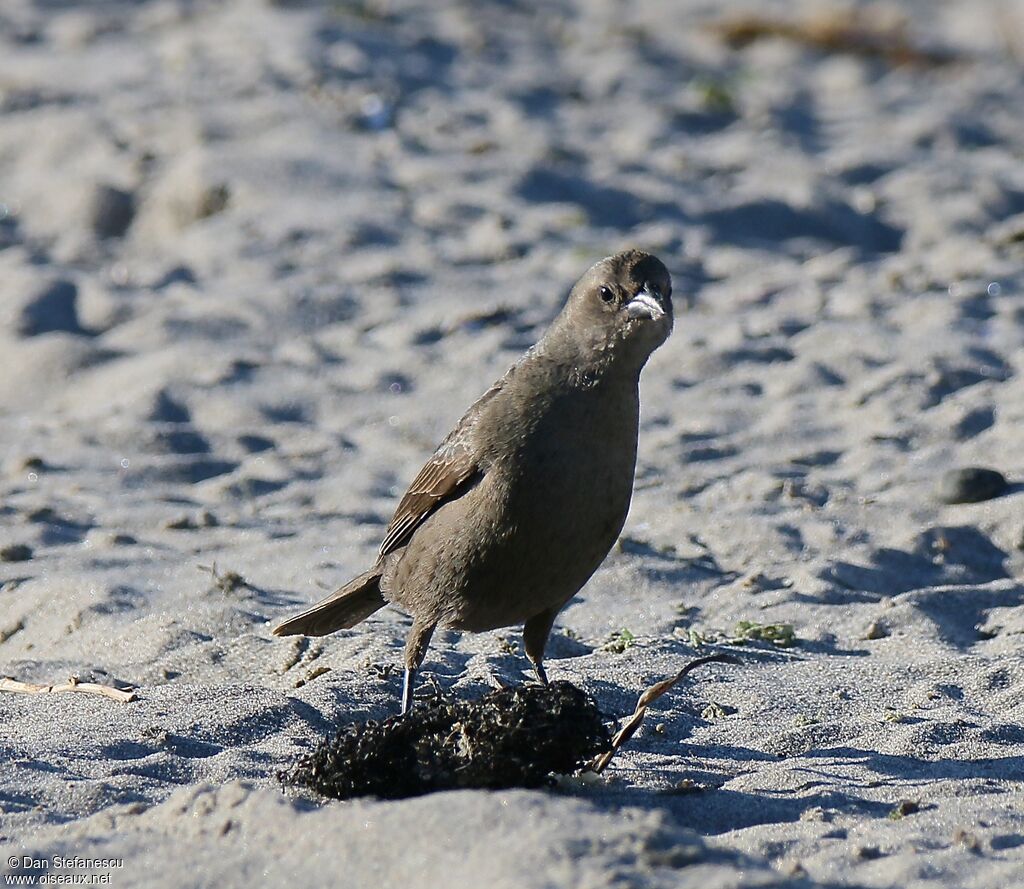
[599, 286, 614, 303]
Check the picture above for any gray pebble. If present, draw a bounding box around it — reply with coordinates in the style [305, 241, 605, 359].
[937, 467, 1008, 504]
[89, 183, 135, 238]
[0, 543, 33, 562]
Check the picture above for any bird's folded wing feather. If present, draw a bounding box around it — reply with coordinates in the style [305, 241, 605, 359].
[378, 379, 506, 557]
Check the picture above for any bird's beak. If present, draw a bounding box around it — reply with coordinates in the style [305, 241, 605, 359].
[625, 288, 665, 322]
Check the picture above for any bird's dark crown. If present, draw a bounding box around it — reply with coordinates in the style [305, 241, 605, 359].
[599, 249, 672, 298]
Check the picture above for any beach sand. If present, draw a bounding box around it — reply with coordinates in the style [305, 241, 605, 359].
[2, 0, 1024, 885]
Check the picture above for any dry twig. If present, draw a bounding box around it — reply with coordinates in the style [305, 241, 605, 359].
[0, 676, 137, 703]
[590, 653, 736, 774]
[711, 10, 956, 67]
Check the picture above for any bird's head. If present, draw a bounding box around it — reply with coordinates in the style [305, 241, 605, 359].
[562, 249, 674, 366]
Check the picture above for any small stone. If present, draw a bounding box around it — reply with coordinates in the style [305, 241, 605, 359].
[856, 845, 882, 860]
[740, 571, 766, 590]
[164, 509, 219, 531]
[952, 828, 980, 852]
[937, 467, 1008, 504]
[197, 183, 230, 219]
[85, 530, 136, 548]
[0, 543, 33, 562]
[701, 702, 728, 720]
[88, 184, 135, 238]
[889, 799, 920, 819]
[864, 620, 890, 640]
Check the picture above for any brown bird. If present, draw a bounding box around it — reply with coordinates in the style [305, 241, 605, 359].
[274, 249, 673, 713]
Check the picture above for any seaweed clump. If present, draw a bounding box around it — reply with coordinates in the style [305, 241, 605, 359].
[283, 681, 611, 800]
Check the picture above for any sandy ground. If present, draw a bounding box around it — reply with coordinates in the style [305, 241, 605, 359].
[2, 0, 1024, 886]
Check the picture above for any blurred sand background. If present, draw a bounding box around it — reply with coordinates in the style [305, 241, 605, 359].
[2, 0, 1024, 886]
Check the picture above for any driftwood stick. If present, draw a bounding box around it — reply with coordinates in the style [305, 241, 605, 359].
[590, 653, 736, 774]
[0, 676, 137, 703]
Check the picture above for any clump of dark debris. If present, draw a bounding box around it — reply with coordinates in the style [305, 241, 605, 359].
[283, 681, 611, 800]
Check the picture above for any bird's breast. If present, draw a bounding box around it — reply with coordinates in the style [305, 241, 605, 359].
[502, 381, 639, 545]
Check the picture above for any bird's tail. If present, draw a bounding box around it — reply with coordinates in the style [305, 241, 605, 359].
[272, 568, 386, 637]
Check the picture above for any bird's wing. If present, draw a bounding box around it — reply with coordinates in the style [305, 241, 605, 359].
[378, 379, 506, 558]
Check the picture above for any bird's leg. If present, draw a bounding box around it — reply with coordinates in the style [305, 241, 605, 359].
[401, 618, 436, 715]
[532, 660, 549, 686]
[523, 606, 560, 686]
[400, 668, 415, 716]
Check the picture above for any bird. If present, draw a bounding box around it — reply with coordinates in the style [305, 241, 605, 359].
[273, 249, 674, 714]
